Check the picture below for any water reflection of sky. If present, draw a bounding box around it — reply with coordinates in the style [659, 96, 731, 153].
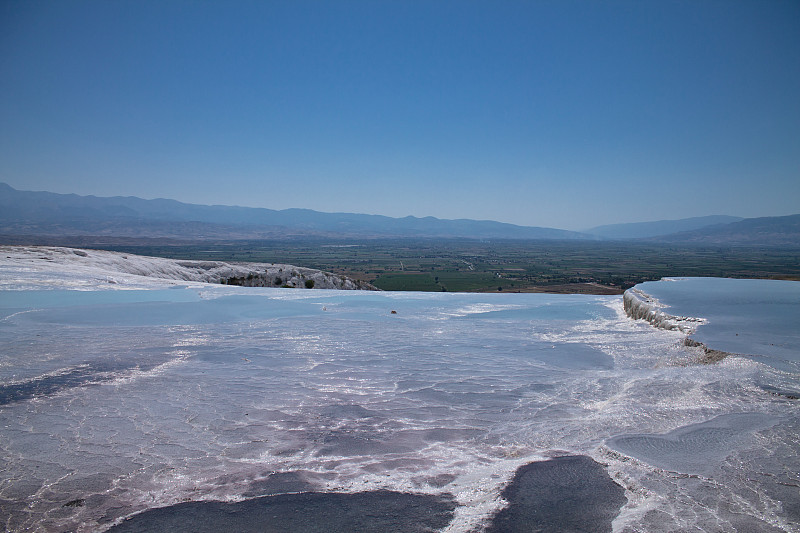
[636, 277, 800, 367]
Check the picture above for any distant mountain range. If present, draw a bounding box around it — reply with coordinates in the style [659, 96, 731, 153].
[648, 214, 800, 246]
[0, 183, 588, 240]
[584, 215, 744, 239]
[1, 183, 797, 245]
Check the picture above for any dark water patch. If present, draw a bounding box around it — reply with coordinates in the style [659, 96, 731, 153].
[242, 472, 316, 498]
[107, 490, 456, 533]
[761, 385, 800, 400]
[422, 473, 457, 488]
[319, 404, 381, 419]
[0, 358, 164, 405]
[401, 386, 530, 409]
[528, 343, 614, 370]
[314, 430, 415, 456]
[418, 427, 483, 443]
[485, 455, 626, 533]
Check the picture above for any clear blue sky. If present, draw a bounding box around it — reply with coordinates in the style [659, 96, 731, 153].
[1, 0, 798, 230]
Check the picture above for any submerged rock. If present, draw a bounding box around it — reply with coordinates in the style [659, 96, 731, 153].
[107, 490, 456, 533]
[485, 455, 626, 533]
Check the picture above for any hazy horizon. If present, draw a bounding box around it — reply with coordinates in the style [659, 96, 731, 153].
[2, 181, 764, 235]
[2, 1, 799, 231]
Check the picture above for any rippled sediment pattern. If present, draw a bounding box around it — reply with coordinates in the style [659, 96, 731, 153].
[0, 285, 798, 532]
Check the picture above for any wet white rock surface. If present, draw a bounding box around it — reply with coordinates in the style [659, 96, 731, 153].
[0, 246, 376, 291]
[0, 273, 798, 532]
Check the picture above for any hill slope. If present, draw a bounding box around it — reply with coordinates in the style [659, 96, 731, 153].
[585, 215, 743, 239]
[650, 214, 800, 245]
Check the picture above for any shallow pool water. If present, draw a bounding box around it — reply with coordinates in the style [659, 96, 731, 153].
[1, 279, 798, 532]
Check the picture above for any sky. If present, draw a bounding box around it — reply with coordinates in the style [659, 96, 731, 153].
[1, 0, 798, 231]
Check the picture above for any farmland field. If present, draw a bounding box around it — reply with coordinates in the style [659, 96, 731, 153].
[68, 238, 800, 294]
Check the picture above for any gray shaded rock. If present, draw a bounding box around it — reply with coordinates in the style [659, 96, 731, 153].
[107, 490, 456, 533]
[485, 455, 626, 533]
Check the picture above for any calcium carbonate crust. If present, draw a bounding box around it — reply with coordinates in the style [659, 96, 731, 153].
[623, 285, 731, 363]
[622, 287, 704, 333]
[0, 246, 378, 291]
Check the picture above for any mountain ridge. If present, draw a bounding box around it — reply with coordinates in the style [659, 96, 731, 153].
[0, 183, 592, 240]
[1, 183, 797, 245]
[648, 214, 800, 245]
[585, 215, 744, 239]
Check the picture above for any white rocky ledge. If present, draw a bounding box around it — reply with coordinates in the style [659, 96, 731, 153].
[622, 286, 705, 333]
[0, 246, 378, 291]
